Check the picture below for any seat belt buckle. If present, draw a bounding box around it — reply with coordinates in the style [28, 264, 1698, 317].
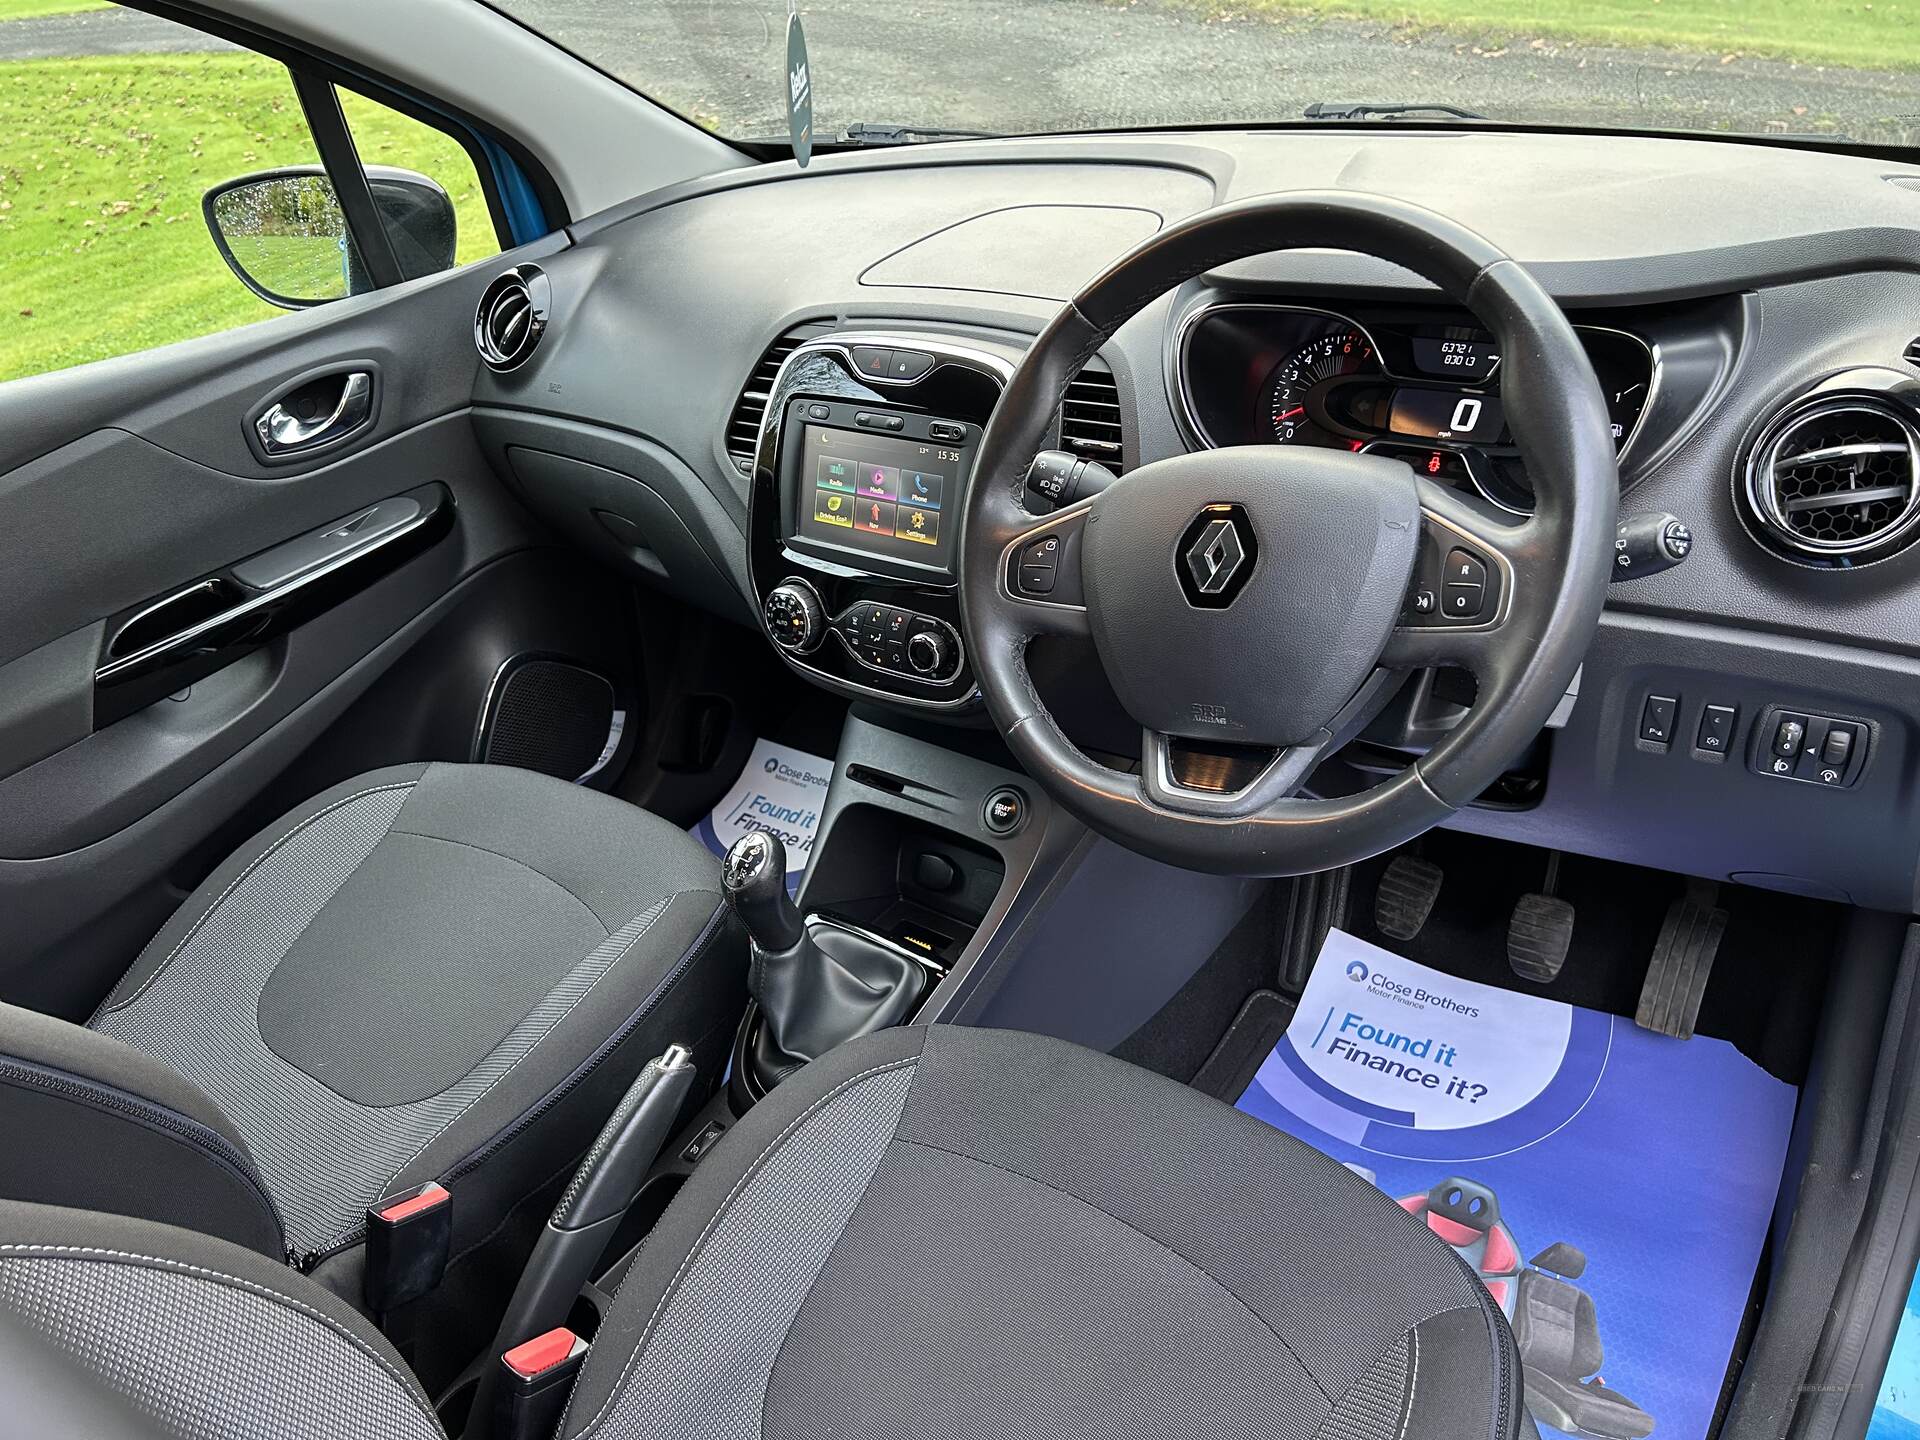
[495, 1327, 589, 1440]
[363, 1181, 452, 1313]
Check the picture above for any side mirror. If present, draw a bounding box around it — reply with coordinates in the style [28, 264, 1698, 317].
[202, 165, 458, 309]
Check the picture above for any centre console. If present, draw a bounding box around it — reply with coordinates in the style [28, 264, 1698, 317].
[747, 331, 1015, 711]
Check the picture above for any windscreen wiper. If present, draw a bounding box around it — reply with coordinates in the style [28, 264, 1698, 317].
[1303, 101, 1488, 121]
[840, 122, 999, 146]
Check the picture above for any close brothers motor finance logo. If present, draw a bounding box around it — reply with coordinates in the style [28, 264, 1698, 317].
[1346, 960, 1371, 982]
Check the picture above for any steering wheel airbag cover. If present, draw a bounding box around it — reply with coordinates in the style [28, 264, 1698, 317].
[1083, 447, 1420, 747]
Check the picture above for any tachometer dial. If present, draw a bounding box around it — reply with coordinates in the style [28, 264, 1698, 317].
[1265, 330, 1378, 445]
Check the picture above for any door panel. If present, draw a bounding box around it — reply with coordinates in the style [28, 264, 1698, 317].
[0, 236, 572, 1013]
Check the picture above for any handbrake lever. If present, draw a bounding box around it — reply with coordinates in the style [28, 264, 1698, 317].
[475, 1045, 697, 1439]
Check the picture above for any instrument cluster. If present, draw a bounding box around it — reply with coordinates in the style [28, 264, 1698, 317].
[1176, 302, 1656, 514]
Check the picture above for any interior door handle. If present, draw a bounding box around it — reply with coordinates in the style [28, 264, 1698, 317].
[255, 370, 373, 455]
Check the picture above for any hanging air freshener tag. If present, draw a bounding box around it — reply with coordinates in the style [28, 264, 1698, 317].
[785, 5, 813, 169]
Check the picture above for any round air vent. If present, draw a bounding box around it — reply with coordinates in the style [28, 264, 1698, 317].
[1742, 385, 1920, 567]
[474, 264, 550, 372]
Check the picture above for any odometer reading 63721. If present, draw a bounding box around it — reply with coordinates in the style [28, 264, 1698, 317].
[1265, 329, 1377, 444]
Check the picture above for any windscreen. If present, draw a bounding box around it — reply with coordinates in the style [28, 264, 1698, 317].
[483, 1, 1919, 150]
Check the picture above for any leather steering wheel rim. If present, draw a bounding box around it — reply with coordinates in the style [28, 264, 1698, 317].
[959, 191, 1619, 876]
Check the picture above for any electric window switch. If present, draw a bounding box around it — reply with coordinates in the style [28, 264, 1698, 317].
[1638, 694, 1677, 749]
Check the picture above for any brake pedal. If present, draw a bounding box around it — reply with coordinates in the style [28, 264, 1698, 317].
[1375, 854, 1443, 941]
[1636, 879, 1727, 1039]
[1508, 851, 1575, 984]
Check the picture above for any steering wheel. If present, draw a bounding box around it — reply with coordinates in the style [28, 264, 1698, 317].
[960, 192, 1618, 876]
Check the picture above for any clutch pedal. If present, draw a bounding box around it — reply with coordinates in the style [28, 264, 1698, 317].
[1508, 851, 1575, 984]
[1635, 879, 1727, 1040]
[1374, 853, 1443, 941]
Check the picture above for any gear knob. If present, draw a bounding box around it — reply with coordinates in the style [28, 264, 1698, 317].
[723, 830, 804, 954]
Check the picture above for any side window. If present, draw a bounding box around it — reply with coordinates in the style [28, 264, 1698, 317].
[1, 4, 514, 386]
[0, 9, 328, 382]
[335, 86, 503, 272]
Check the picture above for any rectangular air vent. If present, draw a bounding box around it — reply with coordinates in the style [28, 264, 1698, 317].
[1905, 337, 1920, 370]
[1060, 364, 1125, 471]
[725, 321, 834, 474]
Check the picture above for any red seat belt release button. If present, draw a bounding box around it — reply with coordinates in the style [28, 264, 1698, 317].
[497, 1327, 589, 1440]
[363, 1181, 452, 1313]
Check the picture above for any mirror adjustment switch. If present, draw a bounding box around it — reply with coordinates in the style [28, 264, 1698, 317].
[1638, 694, 1677, 749]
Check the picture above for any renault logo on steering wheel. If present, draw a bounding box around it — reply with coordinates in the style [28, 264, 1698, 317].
[1178, 504, 1257, 608]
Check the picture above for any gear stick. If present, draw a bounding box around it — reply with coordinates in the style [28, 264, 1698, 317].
[722, 831, 928, 1088]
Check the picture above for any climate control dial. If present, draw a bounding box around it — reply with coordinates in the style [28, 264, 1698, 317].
[764, 581, 824, 653]
[907, 630, 950, 676]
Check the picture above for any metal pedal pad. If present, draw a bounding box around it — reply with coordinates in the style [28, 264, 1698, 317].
[1508, 893, 1576, 983]
[1636, 880, 1727, 1040]
[1374, 854, 1443, 941]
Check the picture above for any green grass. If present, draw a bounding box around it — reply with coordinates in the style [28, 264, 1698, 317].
[0, 0, 109, 20]
[1197, 0, 1920, 72]
[0, 52, 499, 381]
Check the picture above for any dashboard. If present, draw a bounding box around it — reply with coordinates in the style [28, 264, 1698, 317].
[468, 126, 1920, 913]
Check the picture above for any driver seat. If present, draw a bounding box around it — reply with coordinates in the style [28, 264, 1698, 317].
[0, 1025, 1524, 1440]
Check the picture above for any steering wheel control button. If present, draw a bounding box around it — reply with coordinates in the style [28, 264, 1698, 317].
[1019, 534, 1062, 595]
[982, 787, 1027, 836]
[888, 349, 935, 380]
[1694, 704, 1738, 761]
[1441, 583, 1484, 620]
[1637, 694, 1677, 750]
[764, 582, 825, 654]
[850, 346, 894, 378]
[1398, 531, 1499, 629]
[1445, 548, 1487, 589]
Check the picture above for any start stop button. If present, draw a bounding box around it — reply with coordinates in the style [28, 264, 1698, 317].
[982, 787, 1027, 836]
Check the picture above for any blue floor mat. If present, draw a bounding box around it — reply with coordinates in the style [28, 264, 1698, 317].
[1237, 929, 1796, 1440]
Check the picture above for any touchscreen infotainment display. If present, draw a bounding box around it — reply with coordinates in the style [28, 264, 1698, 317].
[794, 425, 963, 572]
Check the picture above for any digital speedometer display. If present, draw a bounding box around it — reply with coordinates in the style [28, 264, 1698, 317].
[1264, 330, 1378, 445]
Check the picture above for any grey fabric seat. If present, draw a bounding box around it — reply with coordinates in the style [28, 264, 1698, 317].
[0, 762, 743, 1326]
[0, 1025, 1524, 1440]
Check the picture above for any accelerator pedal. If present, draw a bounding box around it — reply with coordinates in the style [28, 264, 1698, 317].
[1375, 853, 1443, 941]
[1636, 879, 1727, 1040]
[1508, 851, 1575, 984]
